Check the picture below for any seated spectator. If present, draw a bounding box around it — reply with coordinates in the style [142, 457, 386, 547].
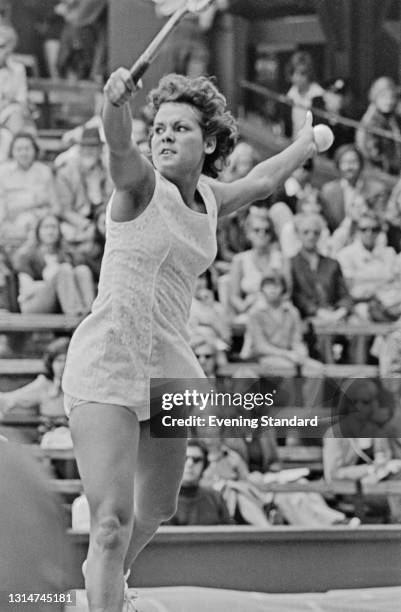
[189, 270, 230, 351]
[13, 214, 95, 315]
[228, 211, 290, 324]
[241, 270, 323, 375]
[241, 270, 324, 406]
[200, 416, 356, 527]
[328, 193, 369, 256]
[285, 51, 324, 138]
[55, 126, 113, 243]
[0, 337, 69, 419]
[164, 440, 231, 526]
[0, 25, 30, 133]
[291, 212, 352, 321]
[315, 77, 355, 156]
[269, 160, 331, 257]
[337, 211, 401, 321]
[216, 142, 259, 271]
[320, 144, 388, 233]
[192, 337, 221, 379]
[356, 76, 401, 175]
[220, 141, 260, 183]
[200, 436, 271, 526]
[324, 378, 401, 522]
[272, 158, 319, 216]
[0, 132, 58, 246]
[60, 115, 104, 150]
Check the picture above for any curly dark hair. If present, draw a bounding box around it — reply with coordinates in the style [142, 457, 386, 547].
[148, 74, 238, 178]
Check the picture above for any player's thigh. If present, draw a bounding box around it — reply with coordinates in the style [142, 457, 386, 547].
[69, 402, 140, 519]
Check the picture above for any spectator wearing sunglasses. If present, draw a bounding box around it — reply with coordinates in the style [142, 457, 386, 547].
[290, 212, 352, 322]
[337, 211, 401, 321]
[192, 338, 219, 379]
[164, 440, 231, 526]
[227, 211, 290, 324]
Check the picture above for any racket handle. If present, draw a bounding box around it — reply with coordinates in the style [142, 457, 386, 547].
[130, 60, 150, 84]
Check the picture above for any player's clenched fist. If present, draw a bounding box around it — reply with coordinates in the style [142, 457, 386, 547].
[104, 68, 141, 107]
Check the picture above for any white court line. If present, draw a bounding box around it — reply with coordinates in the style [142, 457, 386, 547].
[250, 591, 325, 611]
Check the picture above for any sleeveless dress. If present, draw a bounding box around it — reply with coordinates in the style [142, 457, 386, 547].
[62, 171, 218, 420]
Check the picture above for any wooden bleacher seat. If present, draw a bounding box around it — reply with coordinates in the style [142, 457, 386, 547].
[0, 358, 43, 376]
[311, 321, 396, 337]
[323, 363, 378, 377]
[217, 361, 379, 378]
[230, 318, 395, 365]
[311, 319, 396, 364]
[0, 312, 81, 333]
[49, 474, 401, 504]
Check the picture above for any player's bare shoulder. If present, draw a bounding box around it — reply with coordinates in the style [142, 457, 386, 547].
[110, 172, 156, 222]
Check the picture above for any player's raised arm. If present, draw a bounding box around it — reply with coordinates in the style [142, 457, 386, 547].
[103, 67, 154, 194]
[212, 111, 317, 217]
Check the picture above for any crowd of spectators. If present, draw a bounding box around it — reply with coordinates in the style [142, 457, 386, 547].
[1, 15, 401, 527]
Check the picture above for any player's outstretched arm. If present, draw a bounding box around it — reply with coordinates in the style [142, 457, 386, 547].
[213, 111, 316, 217]
[103, 68, 154, 195]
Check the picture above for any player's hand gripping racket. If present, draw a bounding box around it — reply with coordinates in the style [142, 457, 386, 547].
[130, 0, 215, 83]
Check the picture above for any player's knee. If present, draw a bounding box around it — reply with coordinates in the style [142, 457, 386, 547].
[94, 515, 125, 551]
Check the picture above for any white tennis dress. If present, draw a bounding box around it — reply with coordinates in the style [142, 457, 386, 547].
[62, 171, 218, 420]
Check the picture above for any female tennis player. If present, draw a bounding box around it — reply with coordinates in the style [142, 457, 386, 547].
[62, 67, 317, 611]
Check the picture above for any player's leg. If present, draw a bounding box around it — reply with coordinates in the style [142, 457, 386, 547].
[123, 419, 187, 573]
[69, 402, 140, 612]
